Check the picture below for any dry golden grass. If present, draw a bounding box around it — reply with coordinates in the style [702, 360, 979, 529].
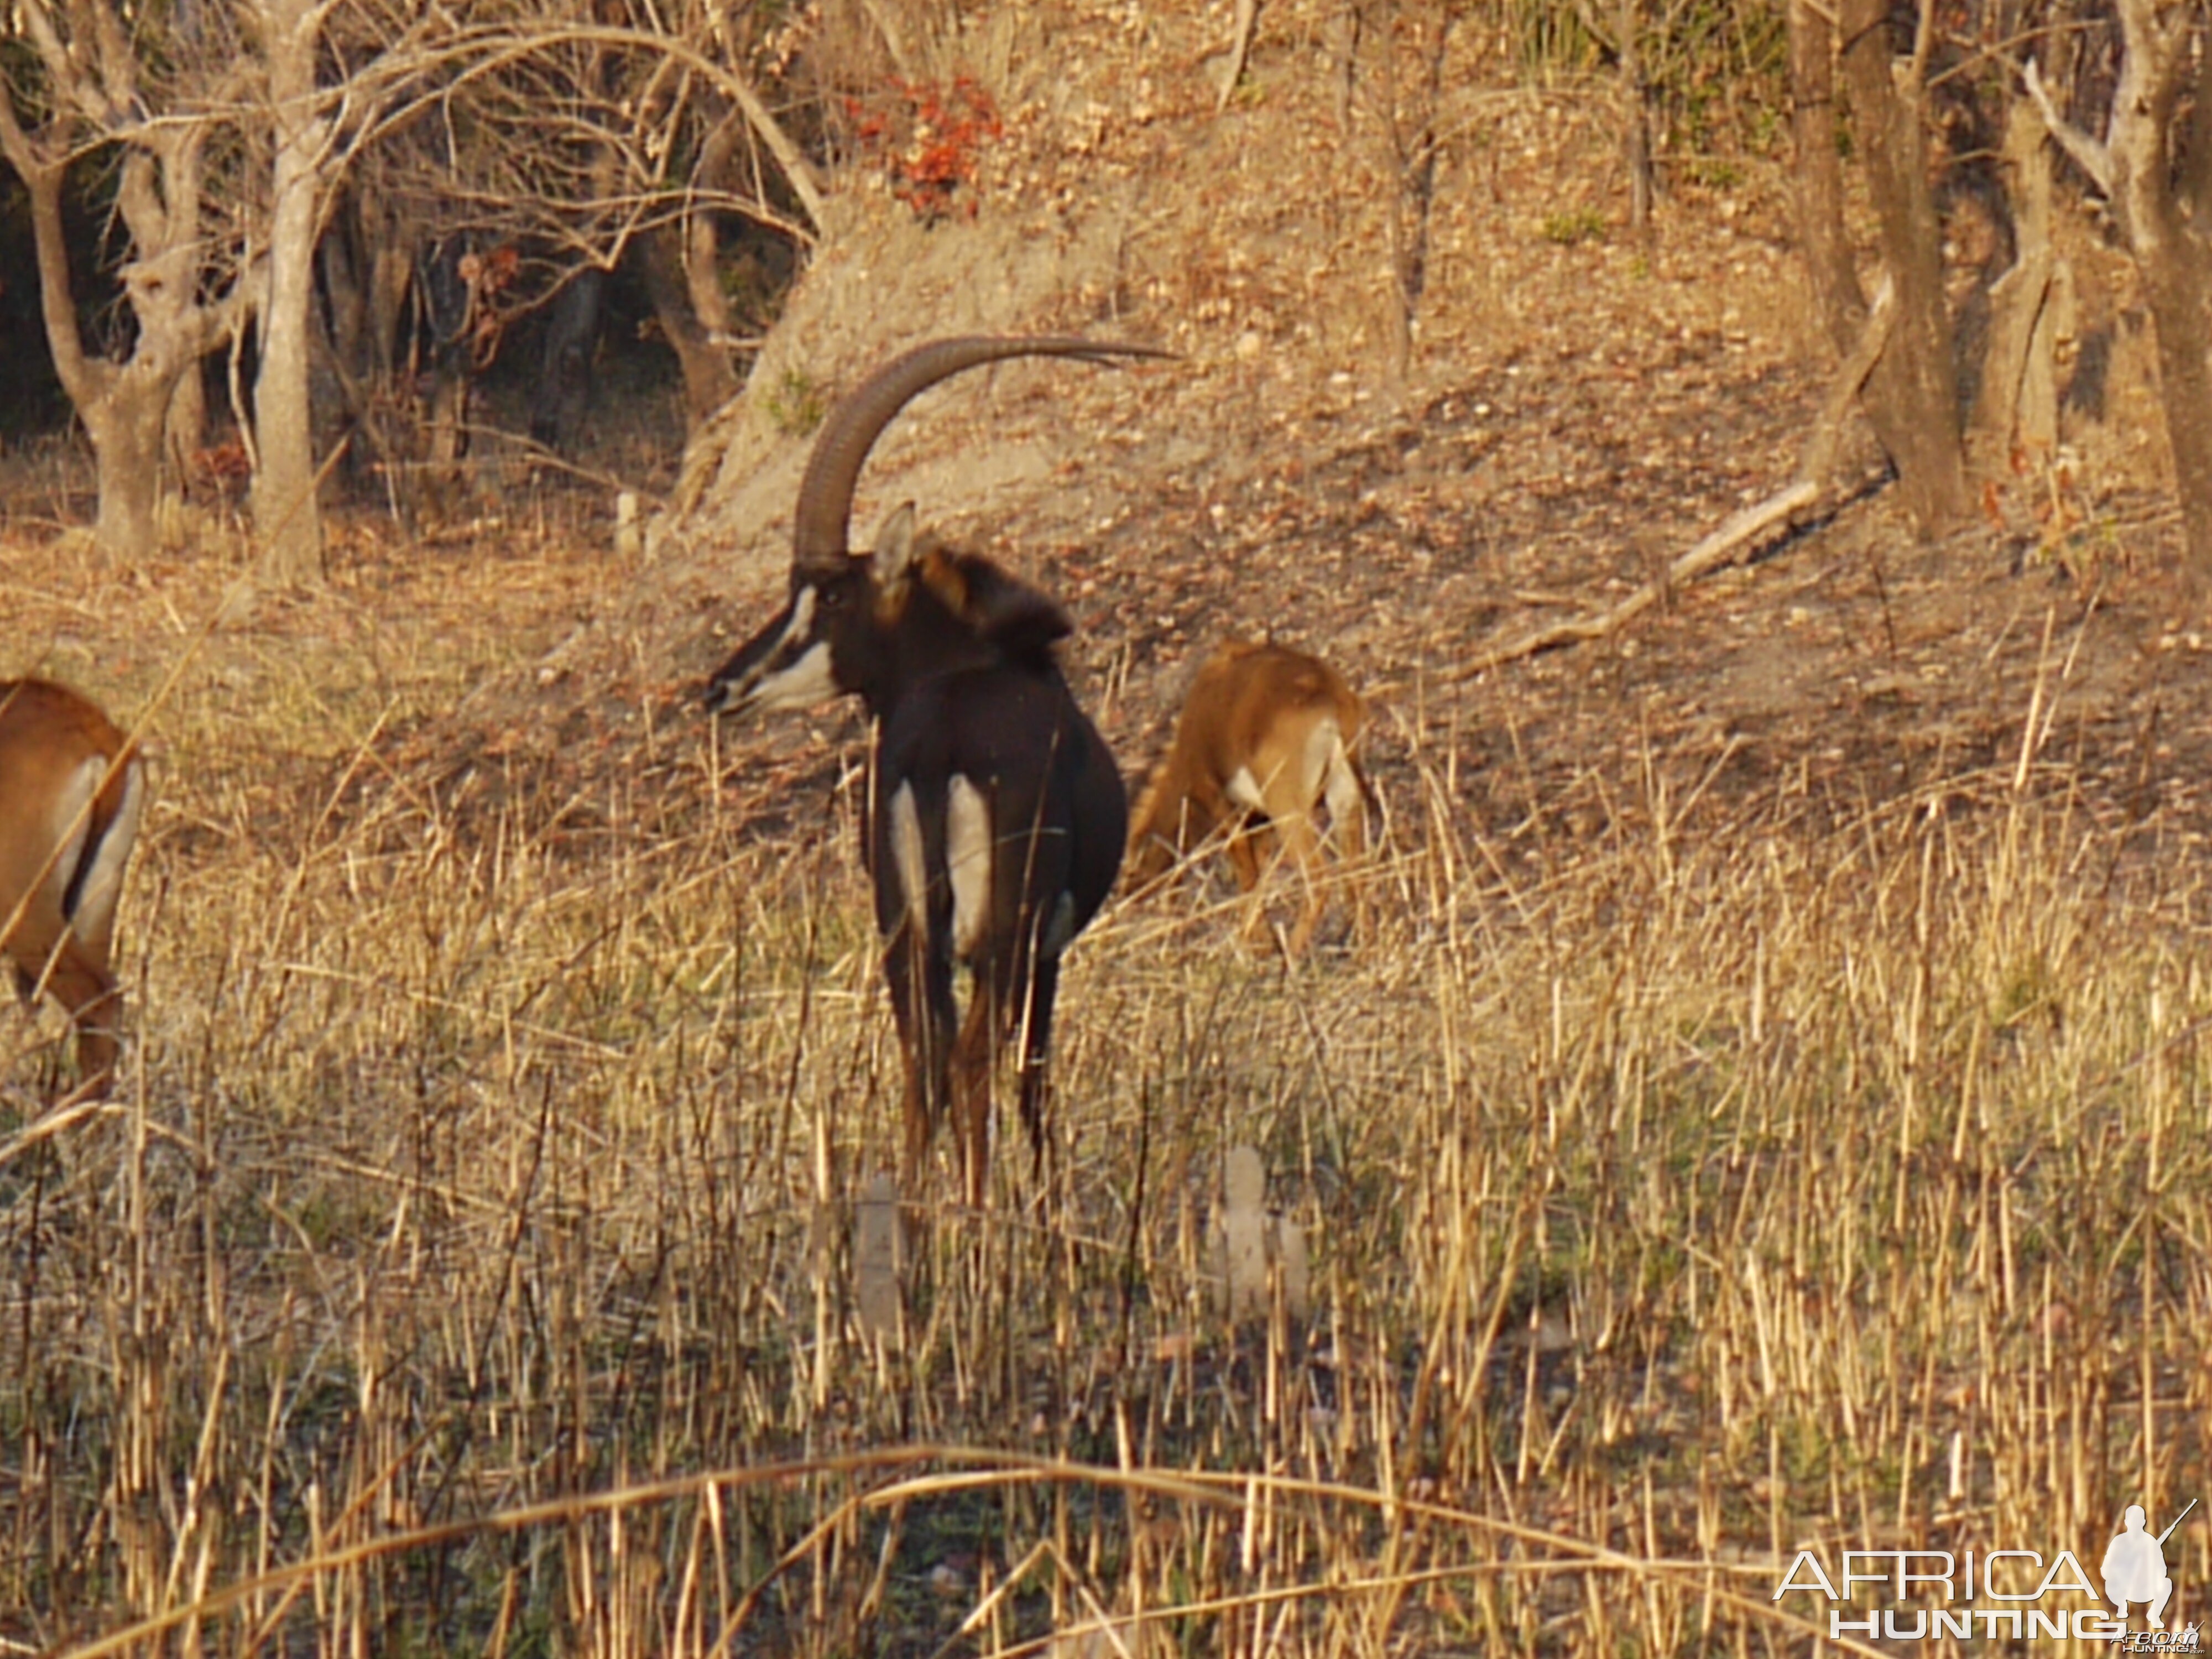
[4, 535, 2211, 1656]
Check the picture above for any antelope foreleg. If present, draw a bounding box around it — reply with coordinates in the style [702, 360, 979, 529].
[1015, 951, 1063, 1175]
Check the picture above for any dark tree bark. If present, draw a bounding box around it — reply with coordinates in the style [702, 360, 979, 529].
[1790, 0, 1972, 537]
[2026, 1, 2212, 596]
[1788, 0, 1860, 348]
[2108, 10, 2212, 594]
[641, 225, 742, 427]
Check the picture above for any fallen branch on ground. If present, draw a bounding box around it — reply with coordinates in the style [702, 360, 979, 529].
[1455, 274, 1897, 680]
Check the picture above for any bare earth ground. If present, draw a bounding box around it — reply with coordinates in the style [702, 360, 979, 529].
[11, 204, 2205, 928]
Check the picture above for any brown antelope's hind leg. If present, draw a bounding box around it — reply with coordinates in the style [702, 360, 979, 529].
[1216, 807, 1273, 949]
[13, 940, 123, 1093]
[1327, 756, 1373, 947]
[45, 951, 123, 1088]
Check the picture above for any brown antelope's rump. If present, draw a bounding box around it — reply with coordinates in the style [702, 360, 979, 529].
[0, 679, 147, 1091]
[705, 335, 1170, 1205]
[1128, 640, 1370, 956]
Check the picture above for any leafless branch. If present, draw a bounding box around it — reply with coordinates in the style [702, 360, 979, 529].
[2020, 56, 2112, 194]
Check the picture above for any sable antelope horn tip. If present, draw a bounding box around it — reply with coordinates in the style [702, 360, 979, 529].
[788, 335, 1173, 575]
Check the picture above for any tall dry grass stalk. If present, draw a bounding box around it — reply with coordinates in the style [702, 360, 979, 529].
[3, 643, 2208, 1656]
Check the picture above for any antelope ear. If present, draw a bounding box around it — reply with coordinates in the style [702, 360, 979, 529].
[872, 503, 922, 588]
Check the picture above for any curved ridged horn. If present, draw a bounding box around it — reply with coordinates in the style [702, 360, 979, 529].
[790, 335, 1174, 577]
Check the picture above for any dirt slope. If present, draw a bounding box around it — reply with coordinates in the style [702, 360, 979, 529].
[569, 0, 2198, 882]
[9, 0, 2197, 877]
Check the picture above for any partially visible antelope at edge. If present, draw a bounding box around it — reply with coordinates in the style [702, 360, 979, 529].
[1126, 640, 1370, 956]
[703, 335, 1169, 1206]
[1, 678, 148, 1093]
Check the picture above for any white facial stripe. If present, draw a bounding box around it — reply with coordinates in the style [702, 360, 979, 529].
[889, 784, 928, 944]
[946, 776, 991, 959]
[750, 641, 837, 711]
[785, 585, 817, 641]
[740, 586, 831, 709]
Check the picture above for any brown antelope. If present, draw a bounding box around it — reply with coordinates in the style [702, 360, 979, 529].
[1, 678, 147, 1091]
[705, 335, 1168, 1205]
[1127, 640, 1369, 956]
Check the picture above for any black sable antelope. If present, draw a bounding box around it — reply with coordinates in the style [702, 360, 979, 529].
[705, 335, 1166, 1205]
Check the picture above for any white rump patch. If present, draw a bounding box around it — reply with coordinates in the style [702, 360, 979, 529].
[888, 784, 928, 942]
[946, 776, 991, 959]
[1302, 717, 1345, 813]
[41, 757, 102, 917]
[1321, 732, 1361, 831]
[71, 757, 144, 942]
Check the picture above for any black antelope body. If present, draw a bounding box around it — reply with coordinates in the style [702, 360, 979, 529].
[1, 678, 147, 1091]
[705, 335, 1166, 1204]
[1128, 640, 1369, 956]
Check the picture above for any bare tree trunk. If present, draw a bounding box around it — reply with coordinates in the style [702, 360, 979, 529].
[2111, 6, 2212, 592]
[166, 353, 209, 484]
[2138, 258, 2212, 587]
[1791, 0, 1970, 538]
[687, 115, 745, 349]
[2025, 1, 2212, 591]
[1973, 101, 2060, 462]
[252, 0, 327, 585]
[642, 224, 741, 427]
[1788, 0, 1859, 339]
[9, 151, 190, 561]
[88, 378, 173, 561]
[0, 3, 244, 566]
[1837, 0, 1970, 536]
[1619, 0, 1653, 229]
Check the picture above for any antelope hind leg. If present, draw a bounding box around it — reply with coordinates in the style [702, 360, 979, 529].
[39, 947, 121, 1094]
[950, 990, 999, 1211]
[883, 926, 956, 1192]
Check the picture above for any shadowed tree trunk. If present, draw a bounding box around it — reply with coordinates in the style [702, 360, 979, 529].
[2097, 1, 2212, 593]
[2024, 0, 2212, 597]
[1789, 0, 1971, 538]
[643, 225, 742, 427]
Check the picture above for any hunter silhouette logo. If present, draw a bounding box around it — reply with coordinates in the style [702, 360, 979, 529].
[2106, 1500, 2195, 1632]
[1772, 1497, 2203, 1644]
